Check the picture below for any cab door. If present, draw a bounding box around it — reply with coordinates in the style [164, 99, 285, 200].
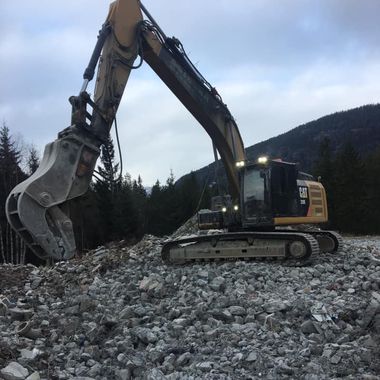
[270, 162, 298, 217]
[241, 165, 273, 227]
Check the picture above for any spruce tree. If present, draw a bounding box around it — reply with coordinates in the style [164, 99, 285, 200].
[313, 138, 336, 226]
[27, 146, 40, 175]
[333, 142, 366, 233]
[0, 123, 23, 192]
[93, 136, 120, 241]
[112, 174, 140, 240]
[146, 180, 166, 236]
[161, 171, 182, 234]
[0, 123, 26, 263]
[97, 135, 120, 192]
[364, 148, 380, 233]
[132, 175, 147, 236]
[178, 172, 201, 221]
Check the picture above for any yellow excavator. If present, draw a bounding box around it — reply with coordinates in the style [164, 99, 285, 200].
[5, 0, 341, 263]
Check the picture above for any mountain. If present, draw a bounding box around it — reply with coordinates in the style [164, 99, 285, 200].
[178, 104, 380, 187]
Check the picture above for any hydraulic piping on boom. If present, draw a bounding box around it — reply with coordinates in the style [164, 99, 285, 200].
[5, 0, 341, 262]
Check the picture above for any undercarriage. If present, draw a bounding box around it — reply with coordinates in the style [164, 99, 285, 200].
[161, 230, 342, 264]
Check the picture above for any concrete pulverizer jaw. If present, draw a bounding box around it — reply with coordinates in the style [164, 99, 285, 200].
[6, 130, 100, 261]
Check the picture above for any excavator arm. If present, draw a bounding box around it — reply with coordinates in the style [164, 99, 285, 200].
[6, 0, 246, 261]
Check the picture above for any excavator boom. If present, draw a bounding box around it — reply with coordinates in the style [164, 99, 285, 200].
[6, 0, 246, 260]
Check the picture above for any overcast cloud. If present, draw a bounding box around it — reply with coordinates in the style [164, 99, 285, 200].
[1, 0, 380, 185]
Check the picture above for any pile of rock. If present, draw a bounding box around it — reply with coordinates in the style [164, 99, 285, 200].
[0, 234, 379, 379]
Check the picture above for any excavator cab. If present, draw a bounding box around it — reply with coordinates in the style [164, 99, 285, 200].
[241, 160, 299, 228]
[199, 158, 328, 232]
[240, 158, 328, 229]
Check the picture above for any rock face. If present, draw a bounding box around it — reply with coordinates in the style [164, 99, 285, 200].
[0, 235, 380, 379]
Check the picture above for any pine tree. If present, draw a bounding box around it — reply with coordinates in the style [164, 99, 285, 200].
[113, 175, 140, 239]
[93, 136, 120, 241]
[0, 123, 23, 192]
[313, 138, 336, 226]
[161, 170, 182, 234]
[178, 172, 201, 221]
[364, 148, 380, 233]
[27, 146, 40, 175]
[146, 180, 164, 235]
[0, 123, 26, 263]
[333, 142, 366, 233]
[97, 135, 120, 192]
[132, 175, 147, 236]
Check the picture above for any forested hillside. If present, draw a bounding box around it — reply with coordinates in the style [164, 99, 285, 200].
[185, 104, 380, 187]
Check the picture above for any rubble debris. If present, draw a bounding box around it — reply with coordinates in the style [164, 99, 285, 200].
[0, 235, 379, 378]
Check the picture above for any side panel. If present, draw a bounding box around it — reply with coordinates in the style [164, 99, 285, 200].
[274, 180, 328, 225]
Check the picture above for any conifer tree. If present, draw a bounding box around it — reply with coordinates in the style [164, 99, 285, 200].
[27, 146, 40, 175]
[364, 148, 380, 233]
[132, 175, 147, 236]
[146, 180, 164, 235]
[106, 174, 139, 240]
[93, 136, 120, 241]
[161, 170, 182, 234]
[0, 123, 26, 263]
[333, 142, 366, 233]
[178, 172, 201, 221]
[313, 138, 336, 226]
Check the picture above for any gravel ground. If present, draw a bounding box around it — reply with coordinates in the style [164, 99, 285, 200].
[0, 231, 379, 380]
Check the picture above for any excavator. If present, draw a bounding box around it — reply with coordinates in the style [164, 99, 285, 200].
[5, 0, 342, 263]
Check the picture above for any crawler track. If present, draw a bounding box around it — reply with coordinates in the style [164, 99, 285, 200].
[161, 231, 320, 264]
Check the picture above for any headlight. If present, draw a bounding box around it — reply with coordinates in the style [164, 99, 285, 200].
[222, 207, 227, 213]
[258, 156, 268, 164]
[234, 205, 239, 211]
[236, 160, 245, 168]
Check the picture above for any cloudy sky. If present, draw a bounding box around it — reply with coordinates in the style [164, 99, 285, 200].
[1, 0, 380, 185]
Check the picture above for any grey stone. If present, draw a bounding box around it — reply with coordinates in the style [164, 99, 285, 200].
[210, 276, 226, 291]
[301, 320, 318, 334]
[361, 298, 380, 328]
[229, 306, 246, 316]
[196, 362, 213, 371]
[263, 300, 288, 313]
[19, 348, 42, 361]
[139, 276, 164, 293]
[246, 351, 258, 362]
[133, 327, 158, 344]
[30, 277, 43, 289]
[330, 351, 342, 364]
[176, 352, 192, 366]
[1, 362, 29, 380]
[145, 368, 166, 379]
[117, 369, 131, 380]
[25, 372, 40, 380]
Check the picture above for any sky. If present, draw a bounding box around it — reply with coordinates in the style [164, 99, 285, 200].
[1, 0, 380, 186]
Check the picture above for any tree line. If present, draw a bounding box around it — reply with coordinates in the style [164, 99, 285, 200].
[69, 134, 212, 253]
[313, 138, 380, 234]
[0, 123, 211, 264]
[0, 123, 379, 264]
